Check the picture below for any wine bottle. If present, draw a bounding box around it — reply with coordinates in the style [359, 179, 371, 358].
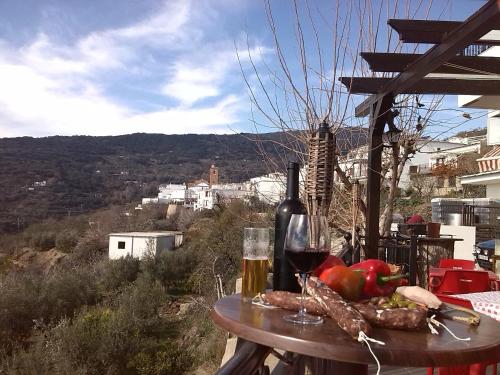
[273, 161, 306, 292]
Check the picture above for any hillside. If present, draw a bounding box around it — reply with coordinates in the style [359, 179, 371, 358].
[0, 129, 366, 233]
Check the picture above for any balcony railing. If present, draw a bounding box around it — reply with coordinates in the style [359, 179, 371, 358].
[460, 44, 492, 57]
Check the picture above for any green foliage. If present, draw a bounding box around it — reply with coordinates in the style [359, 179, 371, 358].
[0, 133, 284, 233]
[128, 347, 192, 375]
[0, 267, 99, 352]
[98, 256, 141, 292]
[188, 201, 272, 298]
[0, 273, 41, 350]
[26, 230, 56, 251]
[0, 203, 268, 374]
[72, 232, 107, 263]
[55, 229, 79, 253]
[38, 267, 99, 321]
[140, 249, 198, 290]
[1, 278, 188, 375]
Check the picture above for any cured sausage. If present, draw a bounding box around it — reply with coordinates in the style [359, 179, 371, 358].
[261, 291, 325, 315]
[352, 303, 427, 330]
[305, 277, 371, 339]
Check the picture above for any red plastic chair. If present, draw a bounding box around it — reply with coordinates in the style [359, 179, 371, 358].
[427, 364, 497, 375]
[435, 294, 473, 309]
[430, 270, 491, 295]
[438, 259, 475, 270]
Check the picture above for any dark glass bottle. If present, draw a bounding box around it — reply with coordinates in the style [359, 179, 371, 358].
[273, 161, 306, 292]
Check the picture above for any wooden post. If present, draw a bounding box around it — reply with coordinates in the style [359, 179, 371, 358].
[409, 235, 418, 286]
[365, 94, 393, 259]
[351, 180, 361, 263]
[352, 180, 360, 260]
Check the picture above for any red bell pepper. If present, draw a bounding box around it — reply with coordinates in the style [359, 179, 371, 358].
[312, 255, 345, 277]
[350, 260, 407, 297]
[319, 265, 365, 301]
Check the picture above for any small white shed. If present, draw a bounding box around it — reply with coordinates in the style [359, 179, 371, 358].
[108, 232, 177, 260]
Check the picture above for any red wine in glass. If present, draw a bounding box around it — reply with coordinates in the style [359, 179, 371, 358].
[283, 214, 330, 325]
[285, 249, 328, 274]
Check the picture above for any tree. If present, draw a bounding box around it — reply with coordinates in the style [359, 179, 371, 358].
[239, 0, 478, 238]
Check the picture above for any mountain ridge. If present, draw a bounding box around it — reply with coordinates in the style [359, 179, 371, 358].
[0, 129, 367, 232]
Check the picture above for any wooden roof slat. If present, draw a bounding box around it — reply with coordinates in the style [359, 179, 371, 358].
[388, 19, 500, 45]
[340, 77, 500, 95]
[361, 52, 500, 75]
[353, 0, 500, 117]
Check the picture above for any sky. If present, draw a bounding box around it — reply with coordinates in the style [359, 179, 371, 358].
[0, 0, 489, 138]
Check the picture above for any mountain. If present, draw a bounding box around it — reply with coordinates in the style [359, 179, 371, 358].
[0, 129, 367, 233]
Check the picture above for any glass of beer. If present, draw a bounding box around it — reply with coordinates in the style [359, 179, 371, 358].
[242, 228, 270, 302]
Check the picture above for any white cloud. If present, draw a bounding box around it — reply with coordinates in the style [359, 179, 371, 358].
[0, 0, 268, 137]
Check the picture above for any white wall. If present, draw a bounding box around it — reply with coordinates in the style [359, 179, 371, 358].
[109, 236, 134, 259]
[142, 197, 159, 204]
[487, 115, 500, 146]
[440, 225, 476, 261]
[248, 173, 286, 204]
[109, 235, 175, 259]
[487, 183, 500, 199]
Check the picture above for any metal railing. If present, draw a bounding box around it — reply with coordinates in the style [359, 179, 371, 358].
[460, 44, 493, 57]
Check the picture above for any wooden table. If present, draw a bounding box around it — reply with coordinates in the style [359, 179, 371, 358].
[211, 294, 500, 375]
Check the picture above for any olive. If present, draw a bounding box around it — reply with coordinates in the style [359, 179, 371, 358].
[397, 300, 409, 308]
[381, 303, 392, 309]
[390, 293, 402, 303]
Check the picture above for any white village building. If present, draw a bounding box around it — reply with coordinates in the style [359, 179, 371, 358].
[458, 43, 500, 199]
[410, 140, 485, 195]
[336, 139, 466, 191]
[158, 184, 187, 203]
[108, 231, 184, 260]
[246, 172, 286, 204]
[194, 183, 249, 211]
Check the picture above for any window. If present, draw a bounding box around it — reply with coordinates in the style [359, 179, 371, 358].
[448, 176, 456, 187]
[437, 177, 445, 188]
[409, 165, 418, 174]
[118, 241, 125, 249]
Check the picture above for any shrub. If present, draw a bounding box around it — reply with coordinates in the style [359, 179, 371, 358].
[72, 232, 107, 263]
[37, 267, 99, 322]
[127, 346, 193, 375]
[55, 230, 79, 253]
[140, 249, 197, 290]
[1, 278, 171, 375]
[0, 274, 41, 350]
[98, 256, 141, 293]
[29, 231, 56, 251]
[0, 265, 99, 353]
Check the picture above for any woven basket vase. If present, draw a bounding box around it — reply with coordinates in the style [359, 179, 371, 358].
[306, 121, 336, 217]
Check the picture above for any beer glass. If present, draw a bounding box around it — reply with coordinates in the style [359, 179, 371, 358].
[242, 228, 270, 302]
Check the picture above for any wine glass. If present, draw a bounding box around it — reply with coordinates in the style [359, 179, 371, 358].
[283, 214, 330, 325]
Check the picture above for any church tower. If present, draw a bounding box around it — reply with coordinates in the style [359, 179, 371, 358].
[209, 164, 219, 187]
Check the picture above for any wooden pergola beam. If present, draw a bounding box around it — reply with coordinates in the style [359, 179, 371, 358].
[340, 77, 500, 95]
[353, 0, 500, 117]
[361, 52, 500, 75]
[387, 19, 500, 45]
[364, 95, 393, 259]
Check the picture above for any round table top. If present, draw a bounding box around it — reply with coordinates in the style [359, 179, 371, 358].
[211, 294, 500, 367]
